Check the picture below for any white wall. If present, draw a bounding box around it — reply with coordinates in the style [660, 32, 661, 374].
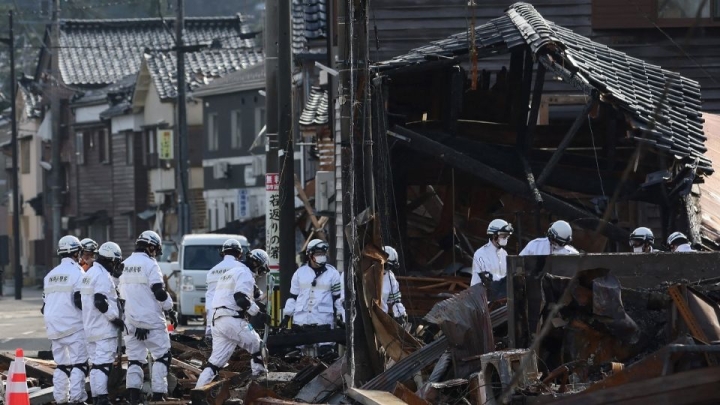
[111, 113, 144, 134]
[75, 104, 109, 124]
[143, 84, 174, 126]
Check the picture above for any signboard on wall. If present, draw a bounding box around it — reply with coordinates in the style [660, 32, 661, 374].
[158, 129, 174, 160]
[238, 189, 249, 219]
[265, 173, 280, 272]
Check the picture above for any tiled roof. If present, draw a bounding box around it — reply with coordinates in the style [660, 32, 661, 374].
[58, 15, 256, 86]
[192, 62, 265, 97]
[99, 75, 137, 119]
[376, 2, 713, 176]
[18, 76, 42, 119]
[292, 0, 327, 56]
[299, 87, 328, 127]
[144, 48, 263, 100]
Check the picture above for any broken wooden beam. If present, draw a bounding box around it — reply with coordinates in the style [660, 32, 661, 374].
[29, 387, 55, 405]
[348, 388, 409, 405]
[190, 378, 229, 405]
[535, 99, 595, 187]
[267, 327, 345, 348]
[0, 352, 55, 384]
[294, 357, 345, 403]
[390, 126, 631, 244]
[393, 382, 431, 405]
[525, 62, 546, 150]
[521, 155, 542, 206]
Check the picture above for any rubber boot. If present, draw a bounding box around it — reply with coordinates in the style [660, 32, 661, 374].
[95, 395, 110, 405]
[127, 388, 142, 405]
[151, 393, 166, 402]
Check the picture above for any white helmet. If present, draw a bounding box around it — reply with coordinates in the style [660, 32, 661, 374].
[98, 242, 122, 261]
[629, 227, 654, 246]
[383, 246, 399, 269]
[306, 239, 329, 256]
[487, 219, 513, 235]
[57, 235, 82, 256]
[246, 249, 270, 274]
[667, 232, 688, 246]
[136, 230, 162, 250]
[221, 239, 244, 256]
[237, 235, 251, 252]
[80, 238, 99, 253]
[547, 220, 572, 246]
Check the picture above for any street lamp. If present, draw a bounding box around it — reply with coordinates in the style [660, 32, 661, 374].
[0, 10, 21, 299]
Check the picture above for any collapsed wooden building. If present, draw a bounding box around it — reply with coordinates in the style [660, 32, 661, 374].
[367, 2, 719, 278]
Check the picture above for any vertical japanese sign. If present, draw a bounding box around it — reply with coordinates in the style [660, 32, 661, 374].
[158, 129, 174, 160]
[237, 189, 249, 219]
[265, 173, 280, 273]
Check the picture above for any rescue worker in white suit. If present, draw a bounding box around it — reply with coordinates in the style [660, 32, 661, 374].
[471, 219, 513, 286]
[381, 246, 408, 326]
[119, 231, 179, 403]
[520, 220, 579, 256]
[195, 245, 270, 387]
[42, 235, 89, 405]
[629, 227, 655, 253]
[667, 232, 696, 252]
[280, 240, 344, 331]
[204, 243, 243, 343]
[78, 242, 125, 405]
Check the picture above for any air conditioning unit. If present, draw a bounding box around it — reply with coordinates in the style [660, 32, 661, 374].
[213, 162, 229, 179]
[315, 171, 334, 213]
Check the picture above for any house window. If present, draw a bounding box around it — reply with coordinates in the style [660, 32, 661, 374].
[126, 133, 134, 165]
[255, 107, 266, 138]
[99, 129, 111, 164]
[592, 0, 720, 28]
[20, 139, 30, 174]
[207, 209, 212, 231]
[208, 113, 219, 151]
[76, 132, 85, 165]
[144, 129, 157, 166]
[231, 110, 242, 149]
[658, 0, 710, 18]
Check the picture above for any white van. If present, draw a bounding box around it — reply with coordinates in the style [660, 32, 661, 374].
[174, 233, 249, 325]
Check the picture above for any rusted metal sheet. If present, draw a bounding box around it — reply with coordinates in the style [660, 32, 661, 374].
[294, 357, 345, 403]
[393, 383, 431, 405]
[424, 283, 494, 378]
[362, 336, 449, 392]
[551, 365, 720, 405]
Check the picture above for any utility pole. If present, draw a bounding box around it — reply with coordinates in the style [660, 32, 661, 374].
[176, 0, 191, 237]
[277, 0, 295, 303]
[50, 0, 61, 269]
[2, 11, 21, 299]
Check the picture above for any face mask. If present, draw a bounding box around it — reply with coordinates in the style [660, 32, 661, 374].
[314, 255, 327, 265]
[633, 246, 643, 253]
[498, 237, 508, 247]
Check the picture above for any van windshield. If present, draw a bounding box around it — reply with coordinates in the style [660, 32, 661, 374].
[183, 245, 221, 271]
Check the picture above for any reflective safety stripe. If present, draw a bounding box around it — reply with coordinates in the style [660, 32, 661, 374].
[120, 275, 148, 284]
[79, 286, 94, 295]
[44, 285, 74, 294]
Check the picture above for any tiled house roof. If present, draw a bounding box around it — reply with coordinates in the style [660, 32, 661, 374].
[58, 15, 256, 86]
[376, 2, 713, 176]
[144, 48, 263, 100]
[292, 0, 326, 56]
[299, 87, 328, 127]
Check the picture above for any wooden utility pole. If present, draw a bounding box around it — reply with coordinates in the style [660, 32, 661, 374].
[277, 0, 295, 303]
[264, 0, 279, 276]
[176, 0, 191, 236]
[50, 0, 61, 269]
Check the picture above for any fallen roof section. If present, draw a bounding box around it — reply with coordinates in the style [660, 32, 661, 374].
[376, 2, 712, 176]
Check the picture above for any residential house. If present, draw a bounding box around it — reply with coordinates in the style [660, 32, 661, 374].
[19, 15, 261, 268]
[192, 64, 268, 232]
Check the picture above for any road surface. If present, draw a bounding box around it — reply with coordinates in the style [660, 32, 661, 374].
[0, 286, 204, 352]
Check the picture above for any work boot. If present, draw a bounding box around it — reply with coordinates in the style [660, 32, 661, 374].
[151, 393, 166, 402]
[95, 395, 110, 405]
[126, 388, 142, 405]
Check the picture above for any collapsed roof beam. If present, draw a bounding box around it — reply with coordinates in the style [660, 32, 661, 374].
[535, 98, 595, 187]
[389, 125, 630, 244]
[525, 62, 546, 151]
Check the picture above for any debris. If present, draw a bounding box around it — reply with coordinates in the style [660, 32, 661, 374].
[347, 388, 409, 405]
[479, 349, 541, 403]
[294, 357, 344, 403]
[190, 379, 229, 405]
[362, 337, 448, 392]
[424, 284, 494, 378]
[392, 383, 430, 405]
[28, 387, 54, 405]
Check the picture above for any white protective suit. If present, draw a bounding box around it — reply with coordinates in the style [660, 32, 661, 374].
[78, 262, 122, 398]
[675, 243, 695, 252]
[196, 263, 266, 387]
[381, 270, 406, 316]
[119, 252, 173, 394]
[283, 264, 343, 326]
[43, 258, 89, 404]
[471, 242, 508, 286]
[204, 255, 236, 336]
[519, 237, 579, 256]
